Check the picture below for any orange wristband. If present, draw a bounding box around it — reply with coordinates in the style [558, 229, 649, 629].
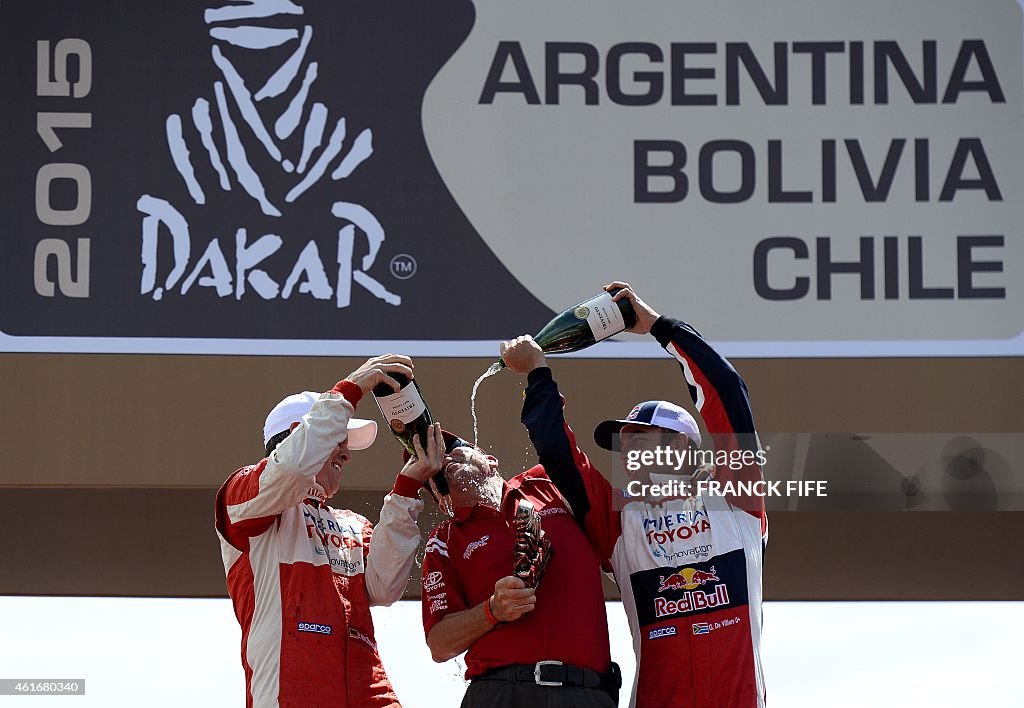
[483, 596, 501, 626]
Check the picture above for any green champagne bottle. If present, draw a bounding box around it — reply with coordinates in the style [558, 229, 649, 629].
[373, 374, 453, 496]
[496, 288, 637, 368]
[372, 373, 434, 457]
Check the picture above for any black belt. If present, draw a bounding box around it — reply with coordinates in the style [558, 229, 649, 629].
[475, 661, 616, 692]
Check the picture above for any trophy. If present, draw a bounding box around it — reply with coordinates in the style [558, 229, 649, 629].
[512, 500, 553, 589]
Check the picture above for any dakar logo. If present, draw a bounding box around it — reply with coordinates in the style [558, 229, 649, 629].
[137, 0, 399, 308]
[626, 405, 642, 421]
[463, 534, 490, 559]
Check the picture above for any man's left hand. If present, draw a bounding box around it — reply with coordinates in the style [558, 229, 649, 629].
[400, 422, 445, 483]
[500, 335, 546, 374]
[605, 281, 660, 335]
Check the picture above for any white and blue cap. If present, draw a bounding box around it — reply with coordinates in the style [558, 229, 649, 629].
[594, 400, 702, 451]
[263, 391, 377, 450]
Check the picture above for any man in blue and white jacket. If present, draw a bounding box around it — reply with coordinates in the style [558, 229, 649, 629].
[501, 281, 768, 708]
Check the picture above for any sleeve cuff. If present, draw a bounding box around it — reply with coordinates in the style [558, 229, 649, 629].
[650, 315, 679, 346]
[526, 366, 553, 386]
[392, 473, 424, 499]
[332, 380, 364, 406]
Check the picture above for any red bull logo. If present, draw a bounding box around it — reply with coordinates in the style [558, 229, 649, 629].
[654, 585, 730, 618]
[657, 566, 720, 592]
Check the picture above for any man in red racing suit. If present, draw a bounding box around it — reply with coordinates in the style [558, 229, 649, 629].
[215, 355, 443, 708]
[503, 282, 768, 708]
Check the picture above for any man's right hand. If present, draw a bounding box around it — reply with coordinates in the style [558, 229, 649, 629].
[400, 422, 445, 483]
[345, 354, 414, 395]
[426, 574, 536, 662]
[489, 575, 536, 622]
[500, 335, 547, 374]
[605, 281, 660, 335]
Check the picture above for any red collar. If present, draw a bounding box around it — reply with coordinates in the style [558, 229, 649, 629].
[452, 503, 502, 523]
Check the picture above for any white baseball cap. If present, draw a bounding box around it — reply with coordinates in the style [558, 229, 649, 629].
[263, 391, 377, 450]
[594, 400, 702, 450]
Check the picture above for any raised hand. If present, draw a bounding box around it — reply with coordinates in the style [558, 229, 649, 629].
[400, 422, 445, 482]
[605, 281, 660, 335]
[500, 335, 547, 374]
[344, 354, 414, 395]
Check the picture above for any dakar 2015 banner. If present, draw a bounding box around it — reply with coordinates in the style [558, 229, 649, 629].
[0, 0, 1021, 357]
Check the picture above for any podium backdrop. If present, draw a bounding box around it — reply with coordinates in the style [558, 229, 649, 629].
[1, 1, 1021, 599]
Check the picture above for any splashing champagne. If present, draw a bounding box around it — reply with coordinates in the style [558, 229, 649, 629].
[471, 288, 638, 444]
[494, 288, 638, 370]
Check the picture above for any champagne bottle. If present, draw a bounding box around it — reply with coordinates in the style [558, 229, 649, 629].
[372, 373, 434, 457]
[373, 374, 452, 497]
[496, 288, 637, 368]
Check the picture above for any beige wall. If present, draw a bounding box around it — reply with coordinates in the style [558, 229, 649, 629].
[1, 353, 1022, 598]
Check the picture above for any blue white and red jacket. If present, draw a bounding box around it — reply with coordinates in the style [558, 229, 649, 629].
[522, 316, 767, 708]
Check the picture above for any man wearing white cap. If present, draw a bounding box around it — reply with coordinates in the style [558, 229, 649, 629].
[502, 282, 768, 708]
[215, 354, 443, 708]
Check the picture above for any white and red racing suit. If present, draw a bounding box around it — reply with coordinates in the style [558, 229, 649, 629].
[215, 381, 424, 708]
[522, 317, 768, 708]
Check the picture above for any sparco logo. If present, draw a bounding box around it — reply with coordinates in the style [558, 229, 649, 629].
[463, 534, 490, 559]
[297, 622, 332, 635]
[648, 626, 677, 640]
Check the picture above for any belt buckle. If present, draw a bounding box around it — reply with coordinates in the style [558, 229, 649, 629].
[534, 660, 563, 686]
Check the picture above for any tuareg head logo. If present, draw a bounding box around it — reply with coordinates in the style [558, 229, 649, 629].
[626, 405, 642, 421]
[137, 0, 398, 308]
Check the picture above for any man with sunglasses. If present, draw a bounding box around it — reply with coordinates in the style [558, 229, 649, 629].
[419, 431, 620, 707]
[215, 354, 443, 708]
[502, 282, 768, 708]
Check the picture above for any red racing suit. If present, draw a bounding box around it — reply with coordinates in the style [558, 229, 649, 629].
[215, 381, 425, 708]
[522, 317, 768, 708]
